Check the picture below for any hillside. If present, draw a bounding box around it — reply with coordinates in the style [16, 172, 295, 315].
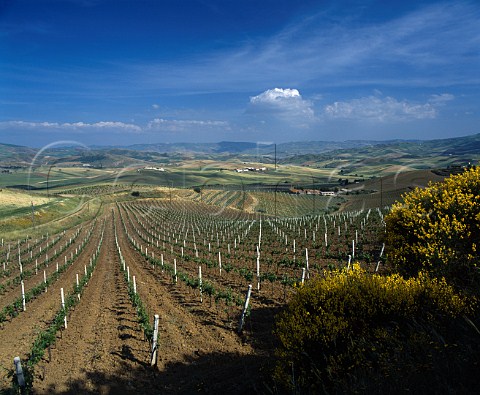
[1, 134, 479, 177]
[282, 133, 480, 175]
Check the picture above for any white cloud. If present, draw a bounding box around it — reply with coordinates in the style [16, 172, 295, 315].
[146, 118, 230, 133]
[323, 94, 455, 121]
[428, 93, 455, 105]
[0, 120, 142, 133]
[152, 104, 160, 109]
[0, 118, 231, 136]
[251, 88, 301, 103]
[248, 88, 314, 120]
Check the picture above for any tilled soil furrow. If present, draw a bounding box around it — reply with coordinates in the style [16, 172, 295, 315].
[0, 223, 85, 289]
[0, 223, 94, 311]
[0, 219, 105, 389]
[33, 212, 155, 394]
[114, 205, 258, 394]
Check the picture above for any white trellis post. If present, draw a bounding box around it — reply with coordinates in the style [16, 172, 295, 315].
[133, 275, 137, 295]
[21, 280, 26, 311]
[44, 270, 47, 292]
[301, 268, 306, 285]
[256, 255, 260, 291]
[76, 274, 80, 301]
[198, 266, 203, 303]
[150, 314, 160, 367]
[127, 266, 130, 283]
[238, 284, 252, 333]
[174, 259, 177, 284]
[305, 248, 309, 279]
[347, 255, 352, 271]
[218, 251, 222, 275]
[13, 357, 25, 389]
[60, 287, 67, 329]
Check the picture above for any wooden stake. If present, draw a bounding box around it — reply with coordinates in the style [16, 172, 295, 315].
[13, 357, 25, 388]
[60, 288, 67, 329]
[21, 280, 26, 311]
[76, 273, 80, 301]
[238, 284, 252, 333]
[198, 266, 203, 303]
[150, 314, 160, 367]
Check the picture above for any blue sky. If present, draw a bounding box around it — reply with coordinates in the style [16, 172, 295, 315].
[0, 0, 479, 147]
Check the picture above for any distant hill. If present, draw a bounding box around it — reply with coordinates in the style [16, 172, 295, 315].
[0, 143, 36, 166]
[124, 140, 388, 157]
[281, 133, 480, 174]
[1, 133, 479, 169]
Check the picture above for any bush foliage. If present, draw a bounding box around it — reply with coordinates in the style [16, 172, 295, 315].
[385, 167, 480, 289]
[274, 168, 480, 393]
[274, 266, 476, 394]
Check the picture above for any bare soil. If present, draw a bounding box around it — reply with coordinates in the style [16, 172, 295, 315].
[1, 207, 279, 394]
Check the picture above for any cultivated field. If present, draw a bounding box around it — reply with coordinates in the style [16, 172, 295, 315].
[0, 194, 387, 393]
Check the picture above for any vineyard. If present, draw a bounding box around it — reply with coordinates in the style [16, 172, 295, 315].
[0, 193, 387, 394]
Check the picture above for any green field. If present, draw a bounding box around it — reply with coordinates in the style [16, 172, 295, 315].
[0, 188, 102, 238]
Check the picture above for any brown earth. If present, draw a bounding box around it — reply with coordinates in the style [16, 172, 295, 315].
[0, 219, 104, 390]
[1, 206, 280, 394]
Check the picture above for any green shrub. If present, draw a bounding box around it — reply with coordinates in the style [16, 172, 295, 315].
[274, 265, 476, 394]
[385, 167, 480, 289]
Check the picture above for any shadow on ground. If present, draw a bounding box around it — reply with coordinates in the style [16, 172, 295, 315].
[31, 305, 285, 395]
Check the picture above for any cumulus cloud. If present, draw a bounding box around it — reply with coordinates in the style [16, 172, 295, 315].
[0, 120, 142, 132]
[323, 94, 454, 121]
[146, 118, 230, 133]
[248, 88, 315, 121]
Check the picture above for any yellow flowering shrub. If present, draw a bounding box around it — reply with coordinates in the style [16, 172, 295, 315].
[274, 265, 475, 393]
[385, 167, 480, 289]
